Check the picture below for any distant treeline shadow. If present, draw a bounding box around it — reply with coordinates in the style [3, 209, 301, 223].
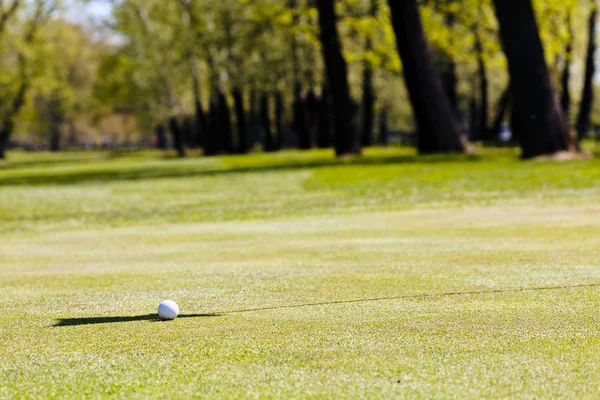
[54, 313, 219, 327]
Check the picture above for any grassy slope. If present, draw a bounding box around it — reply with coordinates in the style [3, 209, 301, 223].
[1, 148, 599, 398]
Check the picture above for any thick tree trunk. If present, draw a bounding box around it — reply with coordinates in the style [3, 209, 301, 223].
[491, 0, 569, 158]
[317, 0, 360, 156]
[560, 14, 573, 119]
[576, 0, 597, 141]
[169, 117, 185, 158]
[218, 90, 234, 154]
[233, 87, 248, 154]
[387, 0, 466, 154]
[275, 91, 285, 150]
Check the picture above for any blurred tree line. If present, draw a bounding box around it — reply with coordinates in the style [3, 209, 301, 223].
[0, 0, 597, 159]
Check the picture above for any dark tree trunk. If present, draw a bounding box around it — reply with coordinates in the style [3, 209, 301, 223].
[248, 88, 260, 148]
[0, 122, 14, 159]
[475, 32, 488, 141]
[560, 14, 573, 119]
[217, 90, 234, 154]
[194, 98, 207, 149]
[305, 88, 319, 145]
[317, 80, 332, 148]
[576, 0, 597, 141]
[49, 127, 60, 152]
[205, 95, 220, 156]
[387, 0, 466, 154]
[379, 107, 389, 146]
[233, 87, 248, 154]
[261, 93, 276, 152]
[361, 55, 375, 147]
[275, 91, 285, 150]
[155, 124, 168, 149]
[491, 0, 569, 158]
[181, 116, 195, 147]
[469, 93, 480, 141]
[294, 84, 311, 149]
[486, 84, 511, 141]
[169, 117, 185, 157]
[316, 0, 360, 156]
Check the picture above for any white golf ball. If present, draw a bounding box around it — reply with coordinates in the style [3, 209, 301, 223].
[158, 300, 179, 320]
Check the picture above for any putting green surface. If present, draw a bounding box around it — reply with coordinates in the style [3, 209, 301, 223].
[1, 148, 599, 398]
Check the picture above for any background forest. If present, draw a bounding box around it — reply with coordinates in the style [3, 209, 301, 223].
[0, 0, 598, 159]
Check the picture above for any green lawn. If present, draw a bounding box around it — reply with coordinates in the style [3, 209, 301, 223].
[1, 147, 599, 398]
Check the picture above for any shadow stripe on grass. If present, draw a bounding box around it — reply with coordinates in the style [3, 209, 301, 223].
[53, 282, 598, 327]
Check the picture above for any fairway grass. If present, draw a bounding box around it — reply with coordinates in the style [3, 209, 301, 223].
[1, 148, 599, 398]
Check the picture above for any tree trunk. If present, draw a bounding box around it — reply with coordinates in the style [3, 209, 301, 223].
[486, 84, 511, 141]
[155, 124, 167, 149]
[491, 0, 569, 158]
[261, 93, 275, 152]
[305, 88, 319, 146]
[475, 31, 488, 141]
[275, 91, 285, 150]
[205, 95, 220, 156]
[294, 84, 311, 149]
[49, 127, 61, 152]
[469, 92, 480, 141]
[576, 0, 597, 141]
[317, 82, 332, 149]
[233, 87, 248, 154]
[217, 90, 234, 154]
[316, 0, 360, 156]
[560, 14, 573, 119]
[248, 88, 260, 148]
[387, 0, 466, 154]
[169, 117, 185, 157]
[361, 52, 375, 147]
[379, 107, 389, 146]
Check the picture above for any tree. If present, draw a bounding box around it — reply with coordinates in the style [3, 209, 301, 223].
[178, 0, 208, 151]
[387, 0, 467, 154]
[0, 0, 56, 159]
[491, 0, 570, 158]
[316, 0, 360, 156]
[576, 0, 597, 141]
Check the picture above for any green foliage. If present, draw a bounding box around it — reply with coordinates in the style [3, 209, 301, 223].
[1, 0, 597, 144]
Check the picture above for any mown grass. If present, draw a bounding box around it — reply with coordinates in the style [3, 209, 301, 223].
[1, 147, 599, 398]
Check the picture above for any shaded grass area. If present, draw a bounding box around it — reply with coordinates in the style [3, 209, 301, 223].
[1, 148, 600, 398]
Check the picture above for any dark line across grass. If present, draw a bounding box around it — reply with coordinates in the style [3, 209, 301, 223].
[54, 282, 599, 327]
